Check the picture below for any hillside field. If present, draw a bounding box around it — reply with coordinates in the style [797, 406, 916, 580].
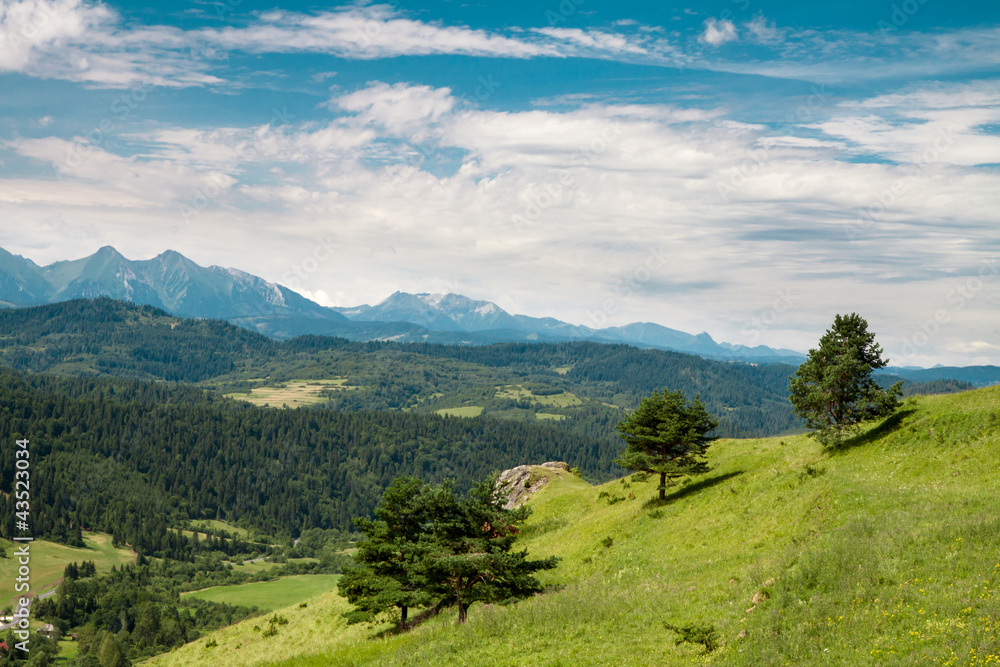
[182, 575, 342, 611]
[146, 386, 999, 666]
[0, 532, 134, 604]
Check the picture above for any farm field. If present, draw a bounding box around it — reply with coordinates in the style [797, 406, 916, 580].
[181, 575, 341, 611]
[434, 406, 484, 417]
[192, 520, 253, 540]
[0, 532, 134, 604]
[225, 379, 353, 408]
[495, 384, 583, 407]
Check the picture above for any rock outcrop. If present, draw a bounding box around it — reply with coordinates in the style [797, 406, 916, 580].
[495, 461, 571, 509]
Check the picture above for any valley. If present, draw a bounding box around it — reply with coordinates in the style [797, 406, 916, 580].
[141, 387, 1000, 666]
[0, 298, 993, 665]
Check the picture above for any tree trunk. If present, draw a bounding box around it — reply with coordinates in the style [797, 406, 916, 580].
[457, 601, 468, 624]
[400, 605, 408, 628]
[659, 472, 666, 500]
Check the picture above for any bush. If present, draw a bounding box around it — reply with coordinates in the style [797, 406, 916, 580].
[664, 621, 720, 653]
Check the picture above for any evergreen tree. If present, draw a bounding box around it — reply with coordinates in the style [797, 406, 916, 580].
[340, 476, 558, 626]
[338, 477, 435, 627]
[420, 476, 559, 623]
[614, 390, 718, 500]
[788, 313, 902, 446]
[97, 633, 129, 667]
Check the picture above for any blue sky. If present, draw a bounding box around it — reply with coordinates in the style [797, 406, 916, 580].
[1, 0, 999, 366]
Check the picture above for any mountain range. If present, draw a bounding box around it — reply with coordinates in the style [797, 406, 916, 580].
[0, 245, 807, 363]
[1, 245, 997, 384]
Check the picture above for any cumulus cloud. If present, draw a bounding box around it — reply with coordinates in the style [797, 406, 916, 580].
[0, 0, 111, 70]
[6, 76, 1000, 365]
[699, 18, 737, 46]
[335, 82, 456, 137]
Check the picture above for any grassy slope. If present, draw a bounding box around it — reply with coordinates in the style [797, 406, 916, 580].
[182, 575, 342, 611]
[149, 388, 1000, 666]
[0, 532, 135, 604]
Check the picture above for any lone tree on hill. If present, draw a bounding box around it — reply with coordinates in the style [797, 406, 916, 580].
[337, 477, 435, 628]
[421, 476, 558, 624]
[615, 389, 719, 501]
[339, 475, 558, 627]
[788, 312, 902, 446]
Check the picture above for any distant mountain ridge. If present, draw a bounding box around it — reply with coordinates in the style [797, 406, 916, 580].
[4, 245, 995, 382]
[0, 246, 808, 363]
[0, 245, 344, 330]
[330, 291, 806, 364]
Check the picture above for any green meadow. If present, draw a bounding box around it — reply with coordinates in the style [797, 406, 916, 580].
[0, 532, 134, 604]
[495, 384, 583, 407]
[434, 406, 485, 417]
[182, 575, 342, 612]
[148, 387, 999, 666]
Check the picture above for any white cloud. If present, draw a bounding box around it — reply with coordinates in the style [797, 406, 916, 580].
[202, 5, 558, 60]
[3, 75, 1000, 365]
[815, 81, 1000, 166]
[0, 0, 111, 70]
[744, 15, 782, 43]
[699, 18, 737, 47]
[531, 27, 650, 56]
[335, 82, 456, 137]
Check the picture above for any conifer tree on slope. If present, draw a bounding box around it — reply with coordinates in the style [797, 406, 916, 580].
[788, 313, 902, 446]
[338, 477, 434, 628]
[340, 475, 558, 626]
[420, 476, 558, 623]
[615, 389, 718, 501]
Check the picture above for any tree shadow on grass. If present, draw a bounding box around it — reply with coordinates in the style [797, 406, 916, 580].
[370, 604, 447, 638]
[832, 408, 917, 454]
[642, 471, 743, 510]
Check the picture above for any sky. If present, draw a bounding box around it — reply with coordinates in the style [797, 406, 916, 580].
[1, 0, 999, 367]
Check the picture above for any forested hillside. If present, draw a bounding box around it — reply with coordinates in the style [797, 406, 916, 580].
[0, 370, 611, 553]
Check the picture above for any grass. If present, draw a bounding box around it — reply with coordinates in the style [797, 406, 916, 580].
[434, 406, 484, 417]
[0, 532, 134, 604]
[193, 520, 253, 540]
[57, 637, 79, 663]
[535, 412, 567, 421]
[495, 385, 583, 407]
[182, 575, 342, 611]
[155, 388, 1000, 666]
[225, 379, 353, 409]
[144, 585, 376, 667]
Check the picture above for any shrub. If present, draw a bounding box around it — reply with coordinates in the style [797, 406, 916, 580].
[664, 621, 720, 653]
